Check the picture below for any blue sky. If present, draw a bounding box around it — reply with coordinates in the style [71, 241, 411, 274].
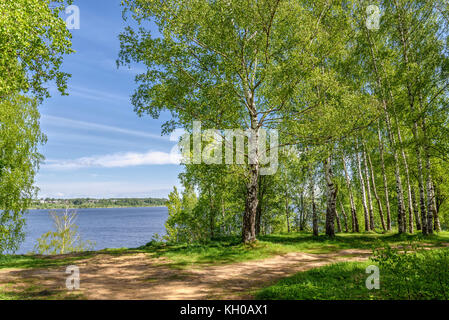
[37, 0, 182, 199]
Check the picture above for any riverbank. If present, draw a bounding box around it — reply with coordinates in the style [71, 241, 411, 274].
[30, 197, 167, 210]
[29, 205, 167, 210]
[1, 231, 449, 300]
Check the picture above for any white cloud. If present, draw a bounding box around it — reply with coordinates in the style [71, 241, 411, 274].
[68, 85, 130, 103]
[37, 181, 176, 199]
[42, 115, 169, 141]
[43, 150, 181, 170]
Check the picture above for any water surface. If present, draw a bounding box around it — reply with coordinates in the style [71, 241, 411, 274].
[17, 207, 168, 254]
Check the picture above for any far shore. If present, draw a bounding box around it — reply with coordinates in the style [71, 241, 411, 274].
[29, 197, 168, 211]
[29, 205, 167, 210]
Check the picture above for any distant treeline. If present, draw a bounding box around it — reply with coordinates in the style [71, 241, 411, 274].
[31, 197, 167, 209]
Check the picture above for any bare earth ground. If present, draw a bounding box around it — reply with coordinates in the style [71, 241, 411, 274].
[0, 249, 372, 300]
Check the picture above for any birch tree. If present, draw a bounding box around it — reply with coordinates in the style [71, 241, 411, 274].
[118, 0, 343, 242]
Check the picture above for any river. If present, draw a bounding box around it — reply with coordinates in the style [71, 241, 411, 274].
[16, 207, 168, 254]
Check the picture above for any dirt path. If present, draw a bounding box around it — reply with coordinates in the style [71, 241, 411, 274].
[0, 249, 372, 300]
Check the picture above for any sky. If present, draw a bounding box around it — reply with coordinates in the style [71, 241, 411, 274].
[37, 0, 182, 199]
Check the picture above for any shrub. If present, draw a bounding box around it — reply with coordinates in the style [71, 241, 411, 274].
[257, 244, 449, 300]
[34, 209, 94, 255]
[373, 245, 449, 300]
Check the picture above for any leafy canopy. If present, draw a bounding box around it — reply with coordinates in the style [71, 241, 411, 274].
[0, 95, 46, 253]
[0, 0, 73, 101]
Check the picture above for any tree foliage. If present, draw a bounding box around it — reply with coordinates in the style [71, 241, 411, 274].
[0, 0, 73, 253]
[121, 0, 449, 243]
[34, 209, 95, 255]
[0, 96, 46, 253]
[0, 0, 73, 101]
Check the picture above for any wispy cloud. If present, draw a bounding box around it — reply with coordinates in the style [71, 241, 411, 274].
[43, 150, 180, 170]
[42, 115, 169, 141]
[37, 181, 176, 199]
[68, 85, 130, 104]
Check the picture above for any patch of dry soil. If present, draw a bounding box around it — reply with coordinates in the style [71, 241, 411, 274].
[0, 249, 372, 300]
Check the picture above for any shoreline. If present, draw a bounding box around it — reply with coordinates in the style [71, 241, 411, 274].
[28, 205, 167, 210]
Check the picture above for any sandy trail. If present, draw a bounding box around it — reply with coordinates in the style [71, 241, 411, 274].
[0, 249, 372, 300]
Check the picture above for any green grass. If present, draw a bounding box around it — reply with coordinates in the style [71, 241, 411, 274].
[1, 231, 448, 300]
[134, 231, 449, 268]
[256, 246, 449, 300]
[0, 252, 95, 270]
[2, 231, 448, 270]
[256, 261, 375, 300]
[0, 248, 140, 270]
[0, 284, 86, 300]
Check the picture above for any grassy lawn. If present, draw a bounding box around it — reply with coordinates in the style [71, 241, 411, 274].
[0, 253, 90, 300]
[256, 261, 375, 300]
[2, 231, 448, 270]
[134, 231, 449, 268]
[256, 246, 449, 300]
[0, 282, 86, 300]
[0, 252, 95, 270]
[1, 231, 448, 300]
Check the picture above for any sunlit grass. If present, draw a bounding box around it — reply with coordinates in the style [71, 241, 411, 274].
[0, 252, 95, 270]
[134, 230, 449, 268]
[256, 261, 374, 300]
[0, 281, 86, 300]
[256, 246, 449, 300]
[2, 231, 448, 270]
[1, 231, 448, 300]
